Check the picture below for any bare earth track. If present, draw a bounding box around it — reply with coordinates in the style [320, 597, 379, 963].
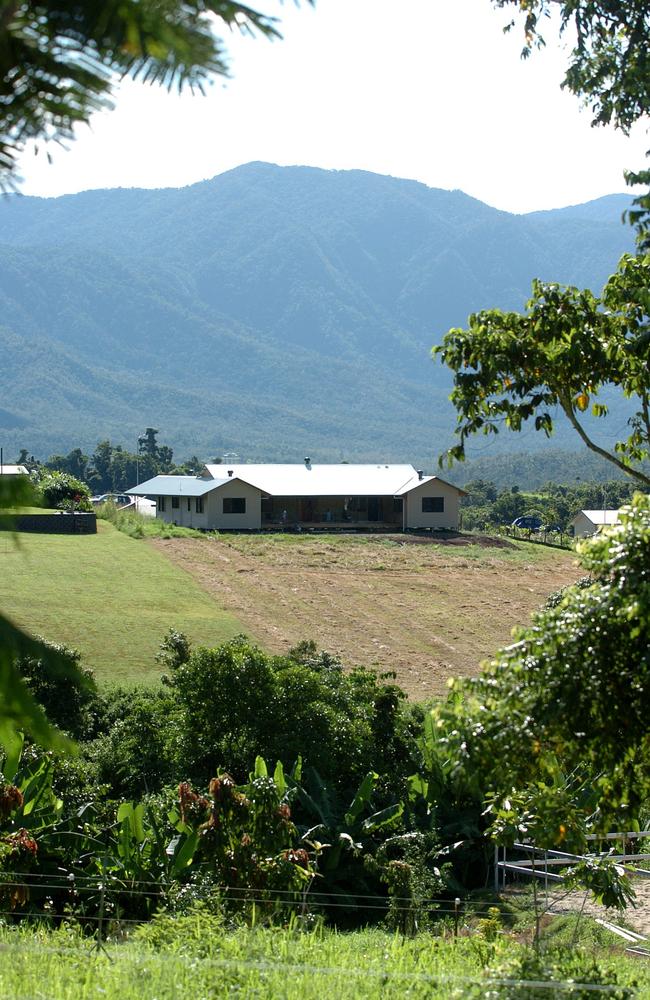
[151, 532, 580, 698]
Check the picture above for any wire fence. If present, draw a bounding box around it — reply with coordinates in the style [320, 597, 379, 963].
[0, 869, 471, 919]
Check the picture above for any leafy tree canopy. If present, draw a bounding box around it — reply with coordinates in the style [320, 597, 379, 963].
[436, 252, 650, 488]
[0, 1, 286, 183]
[496, 1, 650, 132]
[495, 1, 650, 242]
[433, 492, 650, 840]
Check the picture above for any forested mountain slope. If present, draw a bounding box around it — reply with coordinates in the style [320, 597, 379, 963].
[0, 162, 634, 461]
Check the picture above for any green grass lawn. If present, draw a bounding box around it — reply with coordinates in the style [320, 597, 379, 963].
[0, 522, 243, 684]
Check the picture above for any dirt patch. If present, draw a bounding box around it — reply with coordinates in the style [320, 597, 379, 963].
[150, 533, 580, 698]
[375, 531, 518, 549]
[548, 877, 650, 940]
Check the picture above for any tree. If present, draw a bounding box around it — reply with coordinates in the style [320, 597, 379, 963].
[46, 447, 89, 481]
[436, 252, 650, 487]
[493, 1, 650, 244]
[0, 1, 285, 185]
[88, 439, 114, 493]
[432, 493, 650, 838]
[139, 428, 160, 459]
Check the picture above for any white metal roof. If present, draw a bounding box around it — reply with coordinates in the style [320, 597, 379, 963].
[203, 463, 457, 498]
[0, 465, 29, 475]
[575, 509, 620, 526]
[127, 475, 227, 497]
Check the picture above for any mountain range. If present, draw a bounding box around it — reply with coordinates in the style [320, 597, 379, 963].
[0, 162, 635, 465]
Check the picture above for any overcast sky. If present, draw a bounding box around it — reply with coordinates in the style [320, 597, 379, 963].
[14, 0, 650, 213]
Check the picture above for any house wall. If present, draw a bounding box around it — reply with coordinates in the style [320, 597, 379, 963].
[156, 494, 210, 530]
[571, 512, 597, 538]
[206, 479, 262, 530]
[403, 480, 461, 530]
[156, 479, 262, 530]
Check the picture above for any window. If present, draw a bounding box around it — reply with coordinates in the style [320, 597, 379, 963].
[158, 496, 166, 512]
[187, 498, 191, 512]
[422, 496, 444, 513]
[223, 497, 246, 514]
[195, 497, 204, 514]
[172, 496, 180, 509]
[393, 497, 403, 513]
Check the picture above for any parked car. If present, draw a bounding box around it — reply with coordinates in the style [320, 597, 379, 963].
[511, 515, 543, 531]
[90, 493, 132, 506]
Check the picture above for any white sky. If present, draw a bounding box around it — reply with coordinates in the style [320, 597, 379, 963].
[14, 0, 650, 213]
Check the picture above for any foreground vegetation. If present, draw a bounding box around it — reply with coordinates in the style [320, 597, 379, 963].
[1, 486, 649, 996]
[0, 912, 645, 999]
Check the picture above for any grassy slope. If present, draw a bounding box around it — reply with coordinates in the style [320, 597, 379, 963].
[0, 521, 242, 683]
[152, 532, 582, 697]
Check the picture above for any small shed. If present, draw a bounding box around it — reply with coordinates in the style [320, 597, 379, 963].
[570, 509, 620, 538]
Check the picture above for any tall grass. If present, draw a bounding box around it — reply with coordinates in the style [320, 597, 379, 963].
[0, 914, 644, 1000]
[97, 502, 206, 539]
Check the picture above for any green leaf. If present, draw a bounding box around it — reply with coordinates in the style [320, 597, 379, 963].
[273, 760, 286, 796]
[361, 802, 403, 832]
[172, 829, 199, 871]
[344, 772, 377, 827]
[0, 612, 88, 753]
[1, 729, 24, 782]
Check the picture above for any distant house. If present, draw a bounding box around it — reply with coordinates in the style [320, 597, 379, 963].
[0, 464, 29, 477]
[570, 509, 620, 538]
[127, 461, 467, 532]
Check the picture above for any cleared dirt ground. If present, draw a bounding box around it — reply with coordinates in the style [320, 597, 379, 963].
[151, 532, 581, 698]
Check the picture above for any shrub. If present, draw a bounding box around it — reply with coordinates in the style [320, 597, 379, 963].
[37, 472, 92, 511]
[165, 635, 416, 791]
[15, 641, 99, 740]
[88, 687, 177, 797]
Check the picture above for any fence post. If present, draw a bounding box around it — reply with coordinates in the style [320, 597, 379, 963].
[494, 844, 499, 895]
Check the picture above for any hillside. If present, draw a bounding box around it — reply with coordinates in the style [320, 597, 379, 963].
[0, 162, 635, 462]
[0, 522, 242, 682]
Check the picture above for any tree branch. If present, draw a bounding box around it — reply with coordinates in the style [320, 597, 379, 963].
[559, 397, 650, 488]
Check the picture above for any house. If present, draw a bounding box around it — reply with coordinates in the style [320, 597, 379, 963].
[127, 461, 467, 532]
[570, 509, 620, 538]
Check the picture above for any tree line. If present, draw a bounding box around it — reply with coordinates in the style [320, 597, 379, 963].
[14, 429, 219, 496]
[460, 477, 639, 533]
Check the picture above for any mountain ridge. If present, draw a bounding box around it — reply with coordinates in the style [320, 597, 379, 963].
[0, 162, 636, 463]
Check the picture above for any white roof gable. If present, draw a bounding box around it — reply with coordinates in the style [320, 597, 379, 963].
[202, 463, 456, 498]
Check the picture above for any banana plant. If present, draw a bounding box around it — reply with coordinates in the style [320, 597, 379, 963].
[291, 766, 403, 920]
